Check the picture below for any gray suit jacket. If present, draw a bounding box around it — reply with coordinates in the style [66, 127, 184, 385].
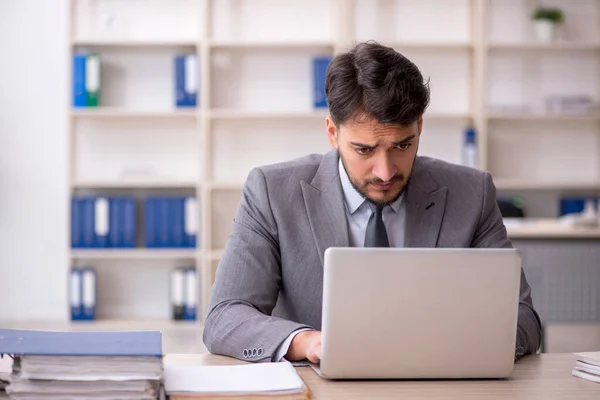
[203, 149, 543, 362]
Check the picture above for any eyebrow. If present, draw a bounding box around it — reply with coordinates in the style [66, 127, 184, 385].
[350, 134, 416, 148]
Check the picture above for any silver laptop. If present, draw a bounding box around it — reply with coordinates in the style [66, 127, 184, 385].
[314, 247, 522, 380]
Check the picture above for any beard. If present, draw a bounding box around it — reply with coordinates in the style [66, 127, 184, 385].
[340, 155, 414, 208]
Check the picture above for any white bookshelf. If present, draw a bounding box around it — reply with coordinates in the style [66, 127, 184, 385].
[67, 0, 600, 328]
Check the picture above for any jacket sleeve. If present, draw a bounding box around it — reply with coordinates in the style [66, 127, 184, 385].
[471, 171, 543, 360]
[202, 168, 312, 362]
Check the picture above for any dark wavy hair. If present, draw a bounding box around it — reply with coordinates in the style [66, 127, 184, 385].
[325, 41, 430, 127]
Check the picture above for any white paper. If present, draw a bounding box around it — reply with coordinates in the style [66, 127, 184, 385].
[575, 351, 600, 367]
[572, 368, 600, 383]
[164, 362, 305, 395]
[0, 355, 12, 382]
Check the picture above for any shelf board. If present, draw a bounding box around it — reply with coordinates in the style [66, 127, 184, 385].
[488, 112, 600, 122]
[505, 218, 600, 239]
[0, 318, 202, 331]
[488, 42, 600, 51]
[71, 249, 199, 260]
[383, 41, 472, 50]
[207, 182, 244, 191]
[70, 319, 202, 331]
[71, 108, 199, 119]
[423, 112, 472, 120]
[72, 39, 198, 48]
[495, 179, 600, 191]
[208, 250, 225, 261]
[209, 109, 329, 120]
[208, 40, 335, 50]
[72, 180, 198, 189]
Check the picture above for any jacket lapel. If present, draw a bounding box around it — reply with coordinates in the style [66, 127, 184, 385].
[301, 150, 350, 266]
[404, 157, 448, 248]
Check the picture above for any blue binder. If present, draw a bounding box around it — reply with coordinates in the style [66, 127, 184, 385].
[72, 54, 87, 107]
[312, 56, 332, 108]
[0, 329, 162, 356]
[171, 197, 185, 247]
[183, 267, 197, 321]
[80, 267, 97, 321]
[71, 198, 83, 248]
[144, 198, 158, 248]
[109, 197, 121, 247]
[560, 197, 597, 216]
[69, 268, 83, 321]
[94, 197, 110, 248]
[175, 54, 197, 107]
[121, 197, 136, 248]
[81, 197, 95, 247]
[158, 197, 171, 247]
[183, 197, 197, 248]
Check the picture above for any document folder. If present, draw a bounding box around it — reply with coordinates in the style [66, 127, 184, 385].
[0, 329, 162, 357]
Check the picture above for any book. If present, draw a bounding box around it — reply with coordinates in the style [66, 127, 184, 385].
[164, 362, 310, 400]
[572, 351, 600, 383]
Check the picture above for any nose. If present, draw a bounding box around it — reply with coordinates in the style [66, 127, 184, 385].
[372, 154, 396, 183]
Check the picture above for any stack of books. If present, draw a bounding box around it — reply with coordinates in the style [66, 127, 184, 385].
[0, 329, 163, 400]
[572, 351, 600, 383]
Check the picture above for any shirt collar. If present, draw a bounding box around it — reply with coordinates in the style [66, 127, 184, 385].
[338, 157, 404, 215]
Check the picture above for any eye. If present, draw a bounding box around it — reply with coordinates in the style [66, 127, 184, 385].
[355, 147, 373, 155]
[397, 143, 411, 150]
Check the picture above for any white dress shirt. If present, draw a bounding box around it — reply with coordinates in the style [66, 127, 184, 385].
[272, 158, 407, 361]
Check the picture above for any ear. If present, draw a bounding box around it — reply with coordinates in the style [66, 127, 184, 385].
[326, 115, 339, 149]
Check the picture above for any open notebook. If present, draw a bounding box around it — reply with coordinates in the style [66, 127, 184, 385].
[164, 362, 310, 399]
[572, 351, 600, 383]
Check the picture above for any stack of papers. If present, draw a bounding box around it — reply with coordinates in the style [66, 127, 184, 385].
[572, 351, 600, 383]
[0, 354, 11, 390]
[164, 362, 309, 400]
[0, 329, 163, 400]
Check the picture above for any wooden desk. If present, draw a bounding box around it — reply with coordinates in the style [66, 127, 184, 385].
[164, 353, 600, 399]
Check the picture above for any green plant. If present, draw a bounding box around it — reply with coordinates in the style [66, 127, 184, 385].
[532, 7, 564, 23]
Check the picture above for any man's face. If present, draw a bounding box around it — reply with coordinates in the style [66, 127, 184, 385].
[326, 114, 422, 207]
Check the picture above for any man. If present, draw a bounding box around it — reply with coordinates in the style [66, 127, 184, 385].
[203, 41, 542, 364]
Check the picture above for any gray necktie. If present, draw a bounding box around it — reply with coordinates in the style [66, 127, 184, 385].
[364, 203, 389, 247]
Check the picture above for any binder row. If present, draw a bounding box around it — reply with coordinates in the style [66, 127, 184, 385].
[71, 197, 136, 248]
[72, 52, 198, 108]
[170, 267, 198, 321]
[68, 267, 198, 321]
[72, 52, 331, 109]
[71, 196, 198, 249]
[70, 267, 97, 321]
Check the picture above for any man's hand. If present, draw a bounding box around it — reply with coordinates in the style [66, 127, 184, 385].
[285, 330, 321, 363]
